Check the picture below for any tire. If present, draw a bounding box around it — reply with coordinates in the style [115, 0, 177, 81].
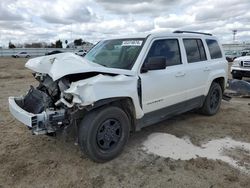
[78, 106, 130, 162]
[200, 82, 222, 116]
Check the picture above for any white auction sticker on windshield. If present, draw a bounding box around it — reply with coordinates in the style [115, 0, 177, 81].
[122, 40, 143, 46]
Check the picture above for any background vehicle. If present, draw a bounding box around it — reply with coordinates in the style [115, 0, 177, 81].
[75, 49, 87, 56]
[12, 52, 30, 58]
[225, 51, 241, 62]
[225, 50, 250, 62]
[240, 50, 250, 56]
[45, 50, 63, 55]
[231, 55, 250, 79]
[9, 31, 228, 162]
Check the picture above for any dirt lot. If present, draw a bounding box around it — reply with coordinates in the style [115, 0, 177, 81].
[0, 57, 249, 188]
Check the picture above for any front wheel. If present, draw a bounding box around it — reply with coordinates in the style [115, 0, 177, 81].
[78, 106, 130, 162]
[200, 82, 222, 116]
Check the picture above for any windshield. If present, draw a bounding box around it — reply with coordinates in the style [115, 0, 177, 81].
[85, 38, 145, 70]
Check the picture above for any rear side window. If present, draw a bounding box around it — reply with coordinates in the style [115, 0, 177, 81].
[145, 39, 181, 67]
[183, 39, 207, 63]
[206, 39, 222, 59]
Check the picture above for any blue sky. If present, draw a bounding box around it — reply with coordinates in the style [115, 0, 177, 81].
[0, 0, 250, 47]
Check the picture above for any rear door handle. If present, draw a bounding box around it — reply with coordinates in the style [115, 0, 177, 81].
[204, 67, 211, 72]
[175, 72, 185, 77]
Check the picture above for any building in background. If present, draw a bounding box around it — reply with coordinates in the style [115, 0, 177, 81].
[222, 43, 250, 52]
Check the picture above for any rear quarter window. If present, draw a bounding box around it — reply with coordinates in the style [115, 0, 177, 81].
[206, 39, 222, 59]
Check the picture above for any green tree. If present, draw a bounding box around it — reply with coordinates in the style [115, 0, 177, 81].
[55, 40, 63, 48]
[24, 42, 43, 48]
[74, 38, 83, 46]
[8, 41, 16, 49]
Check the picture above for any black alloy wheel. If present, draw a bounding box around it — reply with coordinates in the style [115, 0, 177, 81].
[96, 118, 122, 151]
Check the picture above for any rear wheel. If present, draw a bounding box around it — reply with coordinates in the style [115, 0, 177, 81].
[78, 106, 130, 162]
[200, 82, 222, 116]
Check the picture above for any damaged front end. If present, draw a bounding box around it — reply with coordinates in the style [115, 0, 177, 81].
[9, 72, 140, 135]
[9, 53, 141, 135]
[9, 73, 75, 135]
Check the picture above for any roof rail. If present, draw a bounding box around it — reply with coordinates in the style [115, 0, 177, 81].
[173, 30, 212, 36]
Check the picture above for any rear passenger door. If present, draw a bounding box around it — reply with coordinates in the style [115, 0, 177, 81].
[182, 38, 209, 99]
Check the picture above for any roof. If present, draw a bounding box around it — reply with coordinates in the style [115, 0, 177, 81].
[104, 31, 217, 41]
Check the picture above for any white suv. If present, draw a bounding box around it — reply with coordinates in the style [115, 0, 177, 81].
[231, 55, 250, 79]
[9, 31, 228, 162]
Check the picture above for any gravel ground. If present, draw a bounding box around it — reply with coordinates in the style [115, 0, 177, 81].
[0, 57, 249, 188]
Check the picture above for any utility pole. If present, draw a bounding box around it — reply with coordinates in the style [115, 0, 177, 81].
[232, 30, 237, 42]
[71, 23, 73, 42]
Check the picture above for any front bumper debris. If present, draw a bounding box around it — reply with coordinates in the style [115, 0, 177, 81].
[8, 96, 66, 135]
[9, 97, 45, 128]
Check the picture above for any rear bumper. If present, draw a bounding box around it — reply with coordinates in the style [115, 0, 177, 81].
[8, 97, 46, 128]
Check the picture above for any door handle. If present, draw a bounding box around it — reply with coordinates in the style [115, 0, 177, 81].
[204, 67, 211, 72]
[175, 72, 185, 77]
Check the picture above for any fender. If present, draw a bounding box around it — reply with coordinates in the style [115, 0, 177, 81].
[64, 74, 144, 119]
[84, 97, 132, 111]
[205, 68, 227, 95]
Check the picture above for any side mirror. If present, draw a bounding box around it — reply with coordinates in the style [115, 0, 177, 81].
[141, 56, 166, 73]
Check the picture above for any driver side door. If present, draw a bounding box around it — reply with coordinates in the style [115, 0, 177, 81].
[139, 38, 187, 114]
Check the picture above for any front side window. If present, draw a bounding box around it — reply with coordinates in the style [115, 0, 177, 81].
[85, 38, 145, 70]
[183, 39, 207, 63]
[144, 39, 182, 67]
[206, 39, 222, 59]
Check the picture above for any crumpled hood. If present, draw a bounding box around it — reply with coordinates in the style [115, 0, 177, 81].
[25, 52, 135, 81]
[234, 56, 250, 61]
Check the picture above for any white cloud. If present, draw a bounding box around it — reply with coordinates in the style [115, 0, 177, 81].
[155, 14, 195, 28]
[0, 1, 24, 21]
[0, 0, 250, 47]
[95, 0, 180, 14]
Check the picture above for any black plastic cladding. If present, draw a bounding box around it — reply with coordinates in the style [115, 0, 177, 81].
[173, 30, 213, 36]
